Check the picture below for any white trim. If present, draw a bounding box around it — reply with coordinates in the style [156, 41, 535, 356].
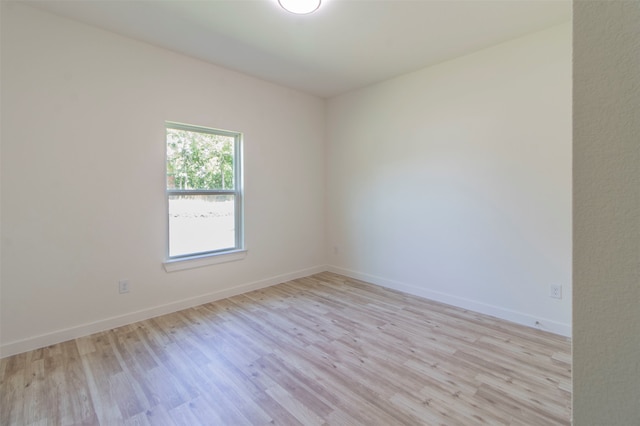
[163, 249, 248, 272]
[165, 122, 244, 263]
[0, 265, 326, 358]
[326, 265, 572, 337]
[0, 263, 571, 358]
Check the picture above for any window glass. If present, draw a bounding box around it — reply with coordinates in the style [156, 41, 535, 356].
[166, 123, 242, 259]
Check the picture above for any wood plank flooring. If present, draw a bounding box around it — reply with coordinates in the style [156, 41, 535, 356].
[0, 272, 572, 425]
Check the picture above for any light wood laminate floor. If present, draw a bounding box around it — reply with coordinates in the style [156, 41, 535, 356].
[1, 272, 572, 425]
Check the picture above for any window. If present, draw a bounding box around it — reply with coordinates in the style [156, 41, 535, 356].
[166, 122, 243, 261]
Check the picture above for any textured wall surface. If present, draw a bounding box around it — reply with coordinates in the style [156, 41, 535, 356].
[327, 24, 572, 335]
[573, 1, 640, 424]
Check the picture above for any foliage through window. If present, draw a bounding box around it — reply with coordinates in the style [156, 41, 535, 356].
[166, 122, 243, 258]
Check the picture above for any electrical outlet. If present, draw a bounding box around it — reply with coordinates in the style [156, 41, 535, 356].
[550, 284, 562, 299]
[119, 279, 130, 294]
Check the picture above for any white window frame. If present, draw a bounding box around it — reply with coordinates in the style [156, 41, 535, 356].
[163, 122, 245, 272]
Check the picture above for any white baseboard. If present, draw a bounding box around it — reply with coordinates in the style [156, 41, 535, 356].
[0, 265, 326, 358]
[1, 263, 571, 358]
[326, 265, 571, 337]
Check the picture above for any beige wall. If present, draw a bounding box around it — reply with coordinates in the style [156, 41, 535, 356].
[326, 24, 572, 335]
[573, 1, 640, 424]
[0, 3, 326, 356]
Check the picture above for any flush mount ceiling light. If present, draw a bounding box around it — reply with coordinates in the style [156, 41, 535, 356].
[278, 0, 321, 14]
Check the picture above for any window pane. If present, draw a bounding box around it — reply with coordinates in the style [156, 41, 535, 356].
[169, 194, 236, 257]
[166, 128, 235, 190]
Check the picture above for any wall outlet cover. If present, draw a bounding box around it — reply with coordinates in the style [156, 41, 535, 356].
[550, 284, 562, 299]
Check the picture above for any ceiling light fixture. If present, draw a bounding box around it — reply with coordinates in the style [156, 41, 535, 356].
[278, 0, 321, 15]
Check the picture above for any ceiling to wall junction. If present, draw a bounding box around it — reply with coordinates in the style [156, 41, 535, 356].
[22, 0, 571, 97]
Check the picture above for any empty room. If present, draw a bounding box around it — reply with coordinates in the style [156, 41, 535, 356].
[1, 0, 638, 425]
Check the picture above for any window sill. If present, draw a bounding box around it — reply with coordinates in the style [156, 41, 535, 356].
[163, 249, 247, 272]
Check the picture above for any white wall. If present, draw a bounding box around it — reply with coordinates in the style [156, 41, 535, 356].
[1, 3, 574, 358]
[326, 24, 572, 335]
[0, 3, 325, 356]
[573, 1, 640, 424]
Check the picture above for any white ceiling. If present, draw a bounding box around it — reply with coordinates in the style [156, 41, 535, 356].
[22, 0, 571, 98]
